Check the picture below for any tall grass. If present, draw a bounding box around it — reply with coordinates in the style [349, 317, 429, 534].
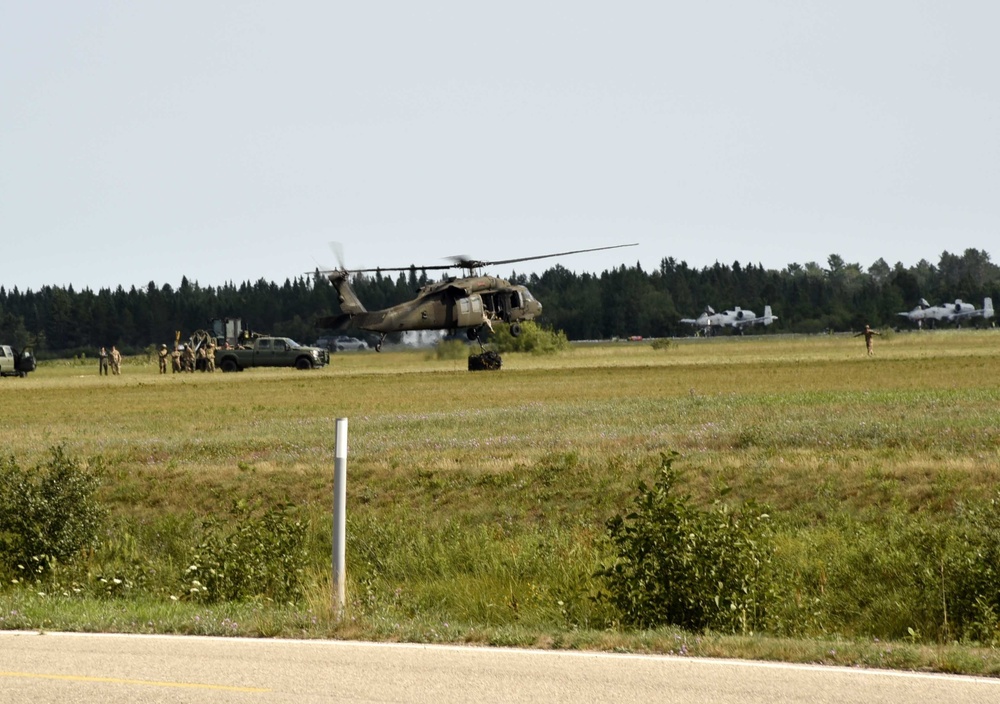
[2, 331, 1000, 671]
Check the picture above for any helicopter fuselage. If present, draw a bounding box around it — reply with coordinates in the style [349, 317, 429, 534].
[324, 273, 542, 336]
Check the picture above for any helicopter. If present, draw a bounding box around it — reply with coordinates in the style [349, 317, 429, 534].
[315, 243, 638, 351]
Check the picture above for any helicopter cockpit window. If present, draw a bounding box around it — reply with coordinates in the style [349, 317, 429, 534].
[511, 292, 521, 308]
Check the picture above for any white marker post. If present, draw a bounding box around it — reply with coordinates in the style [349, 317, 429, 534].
[332, 418, 348, 619]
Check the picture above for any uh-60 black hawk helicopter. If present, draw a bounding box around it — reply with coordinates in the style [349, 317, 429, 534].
[315, 243, 637, 352]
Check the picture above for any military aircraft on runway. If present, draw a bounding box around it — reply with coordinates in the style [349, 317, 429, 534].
[679, 305, 777, 336]
[897, 297, 993, 328]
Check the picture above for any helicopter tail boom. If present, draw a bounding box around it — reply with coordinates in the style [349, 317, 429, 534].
[316, 313, 354, 331]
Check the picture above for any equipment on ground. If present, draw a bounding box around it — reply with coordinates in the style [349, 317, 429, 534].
[315, 244, 638, 352]
[468, 350, 503, 371]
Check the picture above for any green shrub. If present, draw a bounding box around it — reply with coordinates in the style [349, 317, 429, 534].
[492, 321, 569, 355]
[650, 338, 672, 351]
[0, 446, 105, 575]
[941, 495, 1000, 645]
[597, 452, 774, 633]
[184, 501, 308, 604]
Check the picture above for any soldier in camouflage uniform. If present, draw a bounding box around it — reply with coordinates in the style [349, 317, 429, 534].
[196, 343, 208, 372]
[171, 345, 182, 373]
[110, 346, 122, 375]
[205, 339, 216, 372]
[183, 344, 196, 372]
[158, 344, 169, 374]
[854, 324, 881, 356]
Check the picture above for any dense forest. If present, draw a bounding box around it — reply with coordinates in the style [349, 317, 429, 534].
[2, 249, 998, 356]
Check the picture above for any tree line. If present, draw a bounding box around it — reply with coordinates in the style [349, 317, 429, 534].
[2, 248, 997, 355]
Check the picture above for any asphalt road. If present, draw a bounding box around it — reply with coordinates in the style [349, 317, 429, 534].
[2, 631, 999, 703]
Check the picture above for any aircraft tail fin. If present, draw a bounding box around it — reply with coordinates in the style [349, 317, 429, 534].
[762, 305, 777, 325]
[984, 297, 994, 319]
[329, 272, 368, 314]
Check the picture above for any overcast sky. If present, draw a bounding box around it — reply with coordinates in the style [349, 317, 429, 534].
[2, 2, 998, 292]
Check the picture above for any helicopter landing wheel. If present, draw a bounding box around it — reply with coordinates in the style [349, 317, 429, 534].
[467, 326, 480, 341]
[510, 322, 522, 337]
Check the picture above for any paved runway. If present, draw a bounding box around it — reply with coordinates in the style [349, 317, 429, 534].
[2, 631, 999, 703]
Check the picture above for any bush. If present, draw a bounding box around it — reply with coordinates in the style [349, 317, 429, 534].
[941, 496, 1000, 645]
[0, 446, 105, 574]
[184, 501, 309, 604]
[597, 452, 774, 633]
[491, 321, 569, 355]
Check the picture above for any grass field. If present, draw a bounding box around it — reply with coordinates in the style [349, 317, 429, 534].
[2, 330, 1000, 674]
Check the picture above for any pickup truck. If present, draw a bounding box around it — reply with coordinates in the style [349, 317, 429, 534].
[0, 345, 36, 378]
[215, 337, 329, 372]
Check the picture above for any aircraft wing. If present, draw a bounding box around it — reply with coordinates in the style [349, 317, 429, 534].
[730, 316, 774, 328]
[679, 318, 703, 326]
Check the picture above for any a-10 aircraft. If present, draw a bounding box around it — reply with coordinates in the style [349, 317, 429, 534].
[897, 297, 993, 328]
[679, 305, 777, 335]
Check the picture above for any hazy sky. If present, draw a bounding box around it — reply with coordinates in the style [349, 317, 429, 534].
[3, 2, 998, 292]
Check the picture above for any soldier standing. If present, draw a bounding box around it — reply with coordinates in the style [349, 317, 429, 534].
[158, 344, 169, 374]
[205, 339, 216, 372]
[99, 347, 109, 376]
[854, 324, 881, 356]
[183, 344, 195, 372]
[110, 345, 122, 375]
[171, 345, 182, 373]
[196, 343, 208, 372]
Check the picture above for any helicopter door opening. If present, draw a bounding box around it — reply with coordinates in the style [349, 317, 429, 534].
[485, 292, 512, 322]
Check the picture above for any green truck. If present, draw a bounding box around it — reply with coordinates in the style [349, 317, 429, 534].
[215, 337, 329, 372]
[0, 345, 36, 378]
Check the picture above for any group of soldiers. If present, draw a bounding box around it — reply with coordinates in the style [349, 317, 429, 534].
[160, 337, 217, 373]
[98, 346, 123, 375]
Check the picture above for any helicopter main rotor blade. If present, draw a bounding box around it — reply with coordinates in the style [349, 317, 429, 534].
[455, 243, 638, 270]
[324, 264, 455, 275]
[314, 242, 638, 275]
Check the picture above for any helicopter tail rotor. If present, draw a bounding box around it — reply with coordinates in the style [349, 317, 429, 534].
[330, 242, 348, 272]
